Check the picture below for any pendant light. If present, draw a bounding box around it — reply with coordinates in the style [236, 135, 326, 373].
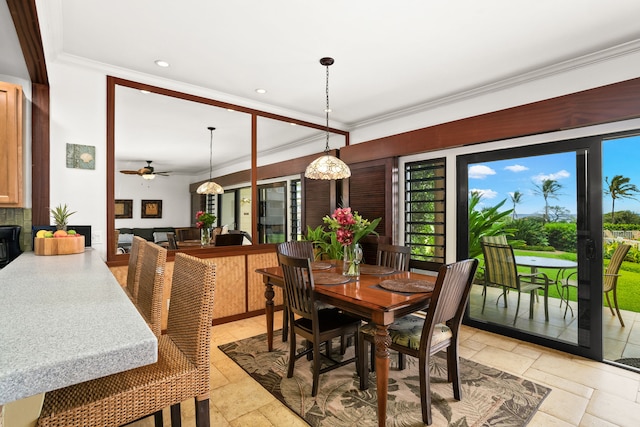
[196, 127, 224, 194]
[304, 57, 351, 180]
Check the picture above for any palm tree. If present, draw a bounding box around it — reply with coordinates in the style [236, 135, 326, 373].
[604, 175, 639, 224]
[509, 191, 523, 220]
[533, 179, 562, 223]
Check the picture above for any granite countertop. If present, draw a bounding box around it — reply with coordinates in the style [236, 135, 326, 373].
[0, 250, 157, 404]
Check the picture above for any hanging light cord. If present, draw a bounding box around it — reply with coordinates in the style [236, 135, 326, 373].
[324, 63, 330, 154]
[208, 126, 215, 180]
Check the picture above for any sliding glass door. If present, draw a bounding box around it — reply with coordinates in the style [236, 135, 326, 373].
[458, 138, 602, 359]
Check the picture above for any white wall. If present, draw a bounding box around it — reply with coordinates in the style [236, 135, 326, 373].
[43, 45, 640, 260]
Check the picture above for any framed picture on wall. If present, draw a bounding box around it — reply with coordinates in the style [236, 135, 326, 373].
[114, 199, 133, 219]
[141, 200, 162, 219]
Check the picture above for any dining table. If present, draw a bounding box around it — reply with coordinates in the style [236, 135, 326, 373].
[256, 261, 436, 427]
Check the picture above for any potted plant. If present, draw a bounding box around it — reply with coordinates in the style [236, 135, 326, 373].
[50, 203, 76, 231]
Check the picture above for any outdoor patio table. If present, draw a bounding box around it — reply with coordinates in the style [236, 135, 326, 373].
[515, 255, 578, 307]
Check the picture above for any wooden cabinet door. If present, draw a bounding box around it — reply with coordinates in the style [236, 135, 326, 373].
[0, 81, 23, 207]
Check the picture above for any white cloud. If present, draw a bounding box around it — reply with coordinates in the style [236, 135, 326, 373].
[469, 188, 498, 199]
[468, 165, 496, 179]
[504, 164, 528, 172]
[533, 169, 571, 182]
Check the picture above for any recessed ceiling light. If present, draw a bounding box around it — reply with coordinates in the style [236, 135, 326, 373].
[154, 60, 170, 68]
[227, 108, 235, 112]
[290, 122, 297, 126]
[140, 90, 150, 94]
[255, 89, 267, 94]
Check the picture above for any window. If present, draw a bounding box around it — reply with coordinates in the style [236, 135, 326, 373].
[290, 179, 302, 241]
[404, 158, 446, 270]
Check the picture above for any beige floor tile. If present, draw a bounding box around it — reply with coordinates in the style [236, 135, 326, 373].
[211, 364, 230, 389]
[211, 376, 276, 421]
[470, 345, 535, 376]
[467, 330, 519, 352]
[259, 400, 310, 427]
[586, 389, 640, 427]
[229, 410, 275, 427]
[524, 367, 593, 400]
[529, 410, 576, 427]
[538, 387, 589, 425]
[579, 413, 619, 427]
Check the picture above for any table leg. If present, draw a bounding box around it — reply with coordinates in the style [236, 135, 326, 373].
[374, 324, 391, 427]
[265, 281, 275, 352]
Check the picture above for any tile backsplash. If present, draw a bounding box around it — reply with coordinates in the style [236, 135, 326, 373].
[0, 208, 33, 251]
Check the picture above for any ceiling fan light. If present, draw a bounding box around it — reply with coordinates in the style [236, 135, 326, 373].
[196, 181, 224, 194]
[304, 155, 351, 180]
[142, 174, 156, 180]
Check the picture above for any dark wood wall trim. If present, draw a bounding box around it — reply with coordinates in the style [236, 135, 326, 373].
[8, 0, 50, 224]
[31, 83, 49, 225]
[341, 77, 640, 164]
[7, 0, 48, 85]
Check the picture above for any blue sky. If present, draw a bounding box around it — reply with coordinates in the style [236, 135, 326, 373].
[468, 134, 640, 216]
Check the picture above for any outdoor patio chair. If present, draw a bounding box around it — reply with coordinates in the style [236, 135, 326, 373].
[481, 241, 549, 325]
[561, 244, 630, 325]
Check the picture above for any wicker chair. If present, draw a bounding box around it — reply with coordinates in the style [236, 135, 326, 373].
[124, 236, 147, 304]
[357, 259, 478, 425]
[278, 253, 361, 397]
[376, 243, 411, 271]
[136, 242, 167, 337]
[37, 252, 217, 427]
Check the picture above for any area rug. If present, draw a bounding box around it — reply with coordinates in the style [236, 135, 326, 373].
[219, 331, 550, 426]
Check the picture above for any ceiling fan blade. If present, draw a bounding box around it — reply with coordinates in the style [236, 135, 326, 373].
[120, 170, 141, 175]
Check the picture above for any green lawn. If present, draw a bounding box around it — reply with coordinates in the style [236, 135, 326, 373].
[478, 249, 640, 313]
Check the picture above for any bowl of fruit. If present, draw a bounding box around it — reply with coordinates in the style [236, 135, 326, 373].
[34, 228, 85, 255]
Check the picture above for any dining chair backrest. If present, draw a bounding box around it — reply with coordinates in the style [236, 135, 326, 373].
[126, 236, 147, 303]
[376, 243, 411, 271]
[425, 259, 479, 334]
[481, 241, 518, 290]
[166, 253, 216, 383]
[604, 244, 630, 292]
[166, 232, 178, 250]
[277, 241, 315, 260]
[214, 233, 244, 246]
[278, 253, 317, 321]
[136, 242, 167, 336]
[480, 235, 508, 245]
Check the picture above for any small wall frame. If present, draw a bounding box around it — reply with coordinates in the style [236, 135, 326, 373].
[114, 199, 133, 219]
[141, 200, 162, 219]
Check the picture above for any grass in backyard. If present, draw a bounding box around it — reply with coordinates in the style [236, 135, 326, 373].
[477, 249, 640, 313]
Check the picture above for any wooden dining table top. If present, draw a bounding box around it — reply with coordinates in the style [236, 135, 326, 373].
[256, 263, 436, 325]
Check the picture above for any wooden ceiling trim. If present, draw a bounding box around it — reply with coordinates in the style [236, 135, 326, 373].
[6, 0, 48, 85]
[341, 77, 640, 164]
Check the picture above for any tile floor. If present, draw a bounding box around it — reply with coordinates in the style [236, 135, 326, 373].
[130, 309, 640, 427]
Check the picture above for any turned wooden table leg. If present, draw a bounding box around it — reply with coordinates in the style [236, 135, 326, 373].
[374, 324, 391, 427]
[265, 280, 275, 352]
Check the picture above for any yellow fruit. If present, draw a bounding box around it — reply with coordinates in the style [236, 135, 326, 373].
[36, 230, 48, 238]
[53, 230, 67, 237]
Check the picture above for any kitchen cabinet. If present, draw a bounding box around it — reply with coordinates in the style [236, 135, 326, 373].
[0, 81, 23, 207]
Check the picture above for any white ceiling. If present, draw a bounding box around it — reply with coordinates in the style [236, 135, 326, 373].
[5, 0, 640, 176]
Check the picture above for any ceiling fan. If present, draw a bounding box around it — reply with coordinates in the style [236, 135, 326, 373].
[119, 160, 171, 178]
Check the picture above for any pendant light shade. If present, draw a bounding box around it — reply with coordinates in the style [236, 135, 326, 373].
[304, 57, 351, 180]
[196, 127, 224, 195]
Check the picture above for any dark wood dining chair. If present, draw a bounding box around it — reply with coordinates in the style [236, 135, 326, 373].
[481, 241, 549, 325]
[376, 243, 411, 271]
[278, 253, 361, 397]
[124, 235, 147, 304]
[166, 232, 179, 249]
[357, 258, 478, 425]
[37, 252, 216, 427]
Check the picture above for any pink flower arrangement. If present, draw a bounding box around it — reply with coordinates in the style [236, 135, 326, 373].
[323, 207, 380, 246]
[195, 211, 216, 229]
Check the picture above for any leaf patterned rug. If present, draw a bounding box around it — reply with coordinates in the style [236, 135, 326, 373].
[219, 331, 550, 426]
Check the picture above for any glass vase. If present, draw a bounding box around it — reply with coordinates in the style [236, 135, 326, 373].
[201, 227, 212, 245]
[342, 242, 363, 277]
